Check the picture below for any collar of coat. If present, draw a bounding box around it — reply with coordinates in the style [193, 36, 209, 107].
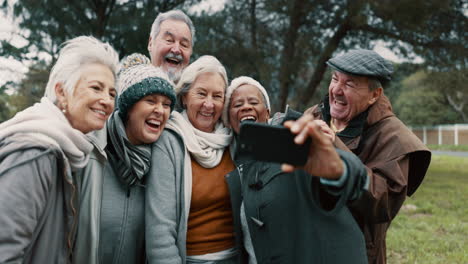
[319, 94, 394, 150]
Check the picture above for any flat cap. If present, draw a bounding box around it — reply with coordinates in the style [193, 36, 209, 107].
[326, 49, 394, 84]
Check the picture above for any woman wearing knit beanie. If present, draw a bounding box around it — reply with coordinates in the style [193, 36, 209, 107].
[74, 53, 176, 264]
[222, 76, 369, 263]
[145, 55, 237, 264]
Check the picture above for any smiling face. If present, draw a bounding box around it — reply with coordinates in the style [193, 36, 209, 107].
[125, 94, 172, 145]
[57, 63, 116, 134]
[148, 19, 192, 81]
[328, 71, 381, 129]
[183, 72, 225, 133]
[229, 84, 270, 134]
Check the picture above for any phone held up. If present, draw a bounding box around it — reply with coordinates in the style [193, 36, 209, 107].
[238, 121, 311, 166]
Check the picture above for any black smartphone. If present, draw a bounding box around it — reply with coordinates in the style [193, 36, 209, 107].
[238, 122, 311, 166]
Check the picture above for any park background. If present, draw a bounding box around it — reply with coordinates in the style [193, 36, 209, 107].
[0, 0, 467, 263]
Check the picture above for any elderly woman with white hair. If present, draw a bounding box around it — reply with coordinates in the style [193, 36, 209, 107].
[146, 55, 237, 264]
[0, 36, 119, 264]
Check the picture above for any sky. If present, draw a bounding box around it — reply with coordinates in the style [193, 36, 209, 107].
[0, 0, 421, 89]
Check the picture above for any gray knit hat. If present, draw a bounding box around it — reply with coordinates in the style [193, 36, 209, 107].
[326, 49, 394, 84]
[117, 53, 176, 120]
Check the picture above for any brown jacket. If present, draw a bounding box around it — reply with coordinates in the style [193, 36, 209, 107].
[307, 95, 431, 264]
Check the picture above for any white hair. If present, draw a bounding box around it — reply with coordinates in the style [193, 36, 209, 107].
[174, 55, 228, 110]
[222, 76, 271, 127]
[150, 9, 196, 47]
[44, 36, 120, 103]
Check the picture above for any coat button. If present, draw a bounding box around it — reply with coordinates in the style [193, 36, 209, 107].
[250, 217, 265, 228]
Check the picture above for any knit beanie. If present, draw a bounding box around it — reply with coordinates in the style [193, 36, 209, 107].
[222, 76, 271, 128]
[117, 53, 176, 120]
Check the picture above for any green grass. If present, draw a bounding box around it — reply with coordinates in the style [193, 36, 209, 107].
[427, 144, 468, 152]
[387, 155, 468, 263]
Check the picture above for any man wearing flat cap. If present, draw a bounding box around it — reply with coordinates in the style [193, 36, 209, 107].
[306, 49, 431, 264]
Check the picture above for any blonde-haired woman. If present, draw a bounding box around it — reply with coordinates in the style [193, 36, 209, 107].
[146, 55, 238, 264]
[0, 36, 119, 264]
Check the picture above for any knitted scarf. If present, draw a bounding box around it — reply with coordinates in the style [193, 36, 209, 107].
[0, 97, 93, 171]
[166, 111, 233, 168]
[106, 111, 151, 186]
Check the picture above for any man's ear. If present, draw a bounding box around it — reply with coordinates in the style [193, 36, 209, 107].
[265, 109, 271, 120]
[369, 87, 383, 105]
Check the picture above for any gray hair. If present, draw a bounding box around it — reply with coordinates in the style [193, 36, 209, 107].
[368, 77, 383, 91]
[44, 36, 120, 103]
[150, 10, 196, 47]
[175, 55, 228, 110]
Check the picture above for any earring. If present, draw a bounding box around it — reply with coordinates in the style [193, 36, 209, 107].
[62, 103, 67, 114]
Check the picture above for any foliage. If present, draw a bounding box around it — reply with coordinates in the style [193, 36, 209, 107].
[1, 0, 467, 116]
[192, 0, 467, 111]
[6, 61, 50, 115]
[0, 0, 198, 61]
[422, 69, 468, 122]
[394, 70, 462, 126]
[387, 155, 468, 263]
[0, 84, 12, 122]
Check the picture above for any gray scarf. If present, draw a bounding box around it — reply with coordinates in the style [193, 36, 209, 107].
[106, 111, 151, 187]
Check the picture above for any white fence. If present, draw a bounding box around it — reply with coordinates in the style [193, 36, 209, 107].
[410, 124, 468, 145]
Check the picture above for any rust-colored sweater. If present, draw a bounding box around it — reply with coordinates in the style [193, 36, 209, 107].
[186, 150, 236, 255]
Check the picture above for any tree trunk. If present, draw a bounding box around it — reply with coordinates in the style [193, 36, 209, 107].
[446, 94, 468, 122]
[296, 21, 350, 109]
[250, 0, 257, 50]
[296, 0, 366, 109]
[276, 0, 306, 112]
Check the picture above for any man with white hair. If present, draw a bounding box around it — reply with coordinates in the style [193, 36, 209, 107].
[147, 9, 195, 82]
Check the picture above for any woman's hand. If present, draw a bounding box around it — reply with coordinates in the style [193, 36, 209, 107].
[282, 115, 343, 180]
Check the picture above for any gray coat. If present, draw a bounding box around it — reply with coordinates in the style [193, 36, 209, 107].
[73, 130, 146, 264]
[0, 136, 75, 264]
[146, 129, 187, 264]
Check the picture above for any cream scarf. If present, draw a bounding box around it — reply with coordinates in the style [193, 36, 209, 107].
[0, 97, 93, 171]
[166, 111, 232, 168]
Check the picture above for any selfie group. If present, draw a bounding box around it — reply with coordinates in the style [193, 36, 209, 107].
[0, 9, 432, 264]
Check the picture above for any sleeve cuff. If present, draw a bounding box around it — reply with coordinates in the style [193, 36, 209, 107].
[320, 161, 348, 188]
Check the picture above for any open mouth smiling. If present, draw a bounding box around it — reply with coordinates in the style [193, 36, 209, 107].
[240, 115, 256, 122]
[146, 119, 162, 130]
[165, 57, 181, 66]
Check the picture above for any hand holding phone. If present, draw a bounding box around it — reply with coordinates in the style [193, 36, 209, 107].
[238, 122, 311, 166]
[282, 115, 344, 179]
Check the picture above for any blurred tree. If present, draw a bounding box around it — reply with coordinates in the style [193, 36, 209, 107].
[0, 0, 198, 61]
[1, 0, 467, 116]
[6, 61, 50, 114]
[0, 0, 199, 113]
[394, 70, 462, 126]
[422, 69, 468, 122]
[0, 84, 12, 122]
[193, 0, 467, 112]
